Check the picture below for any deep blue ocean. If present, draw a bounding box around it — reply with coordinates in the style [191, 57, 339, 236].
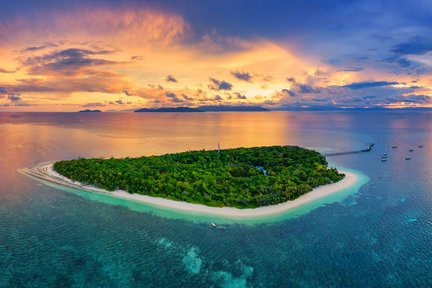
[1, 111, 431, 287]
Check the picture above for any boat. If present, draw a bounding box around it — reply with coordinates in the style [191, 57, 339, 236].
[418, 145, 423, 148]
[381, 158, 387, 162]
[406, 157, 411, 160]
[382, 153, 387, 157]
[409, 148, 414, 152]
[211, 223, 216, 228]
[392, 146, 397, 149]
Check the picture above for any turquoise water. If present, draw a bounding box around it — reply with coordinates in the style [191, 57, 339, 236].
[35, 166, 369, 225]
[1, 111, 432, 287]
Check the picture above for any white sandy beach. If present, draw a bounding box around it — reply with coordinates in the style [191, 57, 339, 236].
[21, 161, 358, 218]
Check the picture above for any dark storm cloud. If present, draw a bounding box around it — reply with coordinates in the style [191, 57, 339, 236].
[182, 94, 193, 101]
[165, 75, 178, 83]
[343, 81, 399, 90]
[383, 56, 426, 75]
[22, 48, 118, 75]
[234, 92, 247, 99]
[391, 38, 432, 55]
[279, 89, 296, 97]
[297, 84, 320, 94]
[338, 67, 363, 72]
[165, 91, 184, 102]
[231, 71, 252, 82]
[208, 78, 233, 91]
[285, 78, 321, 95]
[214, 95, 223, 101]
[275, 78, 429, 108]
[21, 42, 58, 52]
[7, 95, 21, 102]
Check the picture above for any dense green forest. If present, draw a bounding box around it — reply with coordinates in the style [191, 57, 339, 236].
[53, 146, 344, 208]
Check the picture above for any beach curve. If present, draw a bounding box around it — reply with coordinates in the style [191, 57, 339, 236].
[20, 161, 364, 219]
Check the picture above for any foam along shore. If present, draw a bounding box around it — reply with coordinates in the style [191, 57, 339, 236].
[22, 161, 359, 218]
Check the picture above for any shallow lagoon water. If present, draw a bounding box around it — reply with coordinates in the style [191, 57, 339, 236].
[30, 166, 369, 225]
[1, 111, 432, 287]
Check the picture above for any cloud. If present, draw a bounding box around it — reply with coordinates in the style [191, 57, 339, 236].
[82, 102, 106, 108]
[343, 81, 399, 90]
[165, 91, 184, 103]
[285, 78, 321, 95]
[0, 68, 15, 73]
[275, 80, 429, 109]
[338, 66, 363, 72]
[234, 92, 247, 99]
[231, 71, 252, 81]
[208, 78, 233, 91]
[391, 38, 432, 55]
[277, 89, 296, 97]
[383, 56, 426, 75]
[297, 84, 320, 94]
[214, 95, 223, 101]
[0, 71, 131, 96]
[0, 102, 30, 107]
[21, 42, 58, 53]
[166, 75, 178, 83]
[182, 94, 193, 101]
[0, 8, 189, 47]
[7, 95, 21, 102]
[22, 48, 118, 76]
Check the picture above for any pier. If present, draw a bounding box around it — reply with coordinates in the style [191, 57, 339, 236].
[324, 143, 374, 157]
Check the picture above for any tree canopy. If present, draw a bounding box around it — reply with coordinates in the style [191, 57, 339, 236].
[53, 146, 344, 208]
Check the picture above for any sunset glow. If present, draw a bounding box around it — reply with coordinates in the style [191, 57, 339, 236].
[1, 1, 431, 111]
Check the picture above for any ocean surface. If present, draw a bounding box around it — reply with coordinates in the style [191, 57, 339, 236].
[0, 111, 431, 287]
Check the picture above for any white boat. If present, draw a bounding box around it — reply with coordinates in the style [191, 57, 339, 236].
[406, 157, 411, 160]
[211, 223, 216, 228]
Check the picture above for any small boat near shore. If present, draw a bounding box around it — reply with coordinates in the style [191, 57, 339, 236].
[406, 156, 411, 160]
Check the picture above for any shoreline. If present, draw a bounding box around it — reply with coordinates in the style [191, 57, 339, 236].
[21, 161, 361, 218]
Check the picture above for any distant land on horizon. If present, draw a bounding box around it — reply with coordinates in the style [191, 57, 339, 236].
[274, 106, 432, 111]
[79, 109, 102, 113]
[135, 105, 269, 113]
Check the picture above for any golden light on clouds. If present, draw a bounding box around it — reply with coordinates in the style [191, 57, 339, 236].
[0, 5, 431, 111]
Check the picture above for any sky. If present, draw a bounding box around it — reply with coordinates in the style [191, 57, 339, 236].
[1, 0, 432, 111]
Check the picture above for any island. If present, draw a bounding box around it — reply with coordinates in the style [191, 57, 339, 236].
[50, 146, 344, 208]
[199, 105, 269, 112]
[135, 107, 204, 113]
[79, 109, 102, 113]
[134, 105, 269, 113]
